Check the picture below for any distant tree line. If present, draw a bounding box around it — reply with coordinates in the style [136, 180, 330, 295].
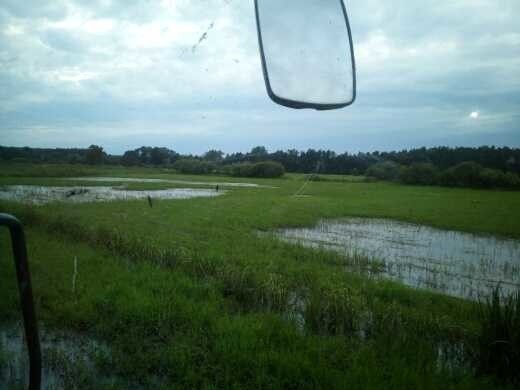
[0, 145, 111, 165]
[366, 161, 520, 189]
[121, 146, 179, 166]
[1, 144, 519, 185]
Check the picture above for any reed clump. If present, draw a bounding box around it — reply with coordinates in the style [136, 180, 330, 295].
[475, 287, 520, 385]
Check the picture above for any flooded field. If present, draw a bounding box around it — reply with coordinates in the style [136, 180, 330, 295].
[275, 218, 520, 300]
[0, 185, 223, 204]
[66, 176, 273, 188]
[0, 323, 123, 389]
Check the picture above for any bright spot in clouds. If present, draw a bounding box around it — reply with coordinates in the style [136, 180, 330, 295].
[469, 111, 480, 119]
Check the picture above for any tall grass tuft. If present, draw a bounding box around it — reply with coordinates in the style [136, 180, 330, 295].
[305, 287, 361, 336]
[475, 287, 520, 384]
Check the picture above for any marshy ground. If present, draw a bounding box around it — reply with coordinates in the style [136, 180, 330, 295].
[274, 217, 520, 300]
[0, 185, 223, 204]
[1, 163, 519, 388]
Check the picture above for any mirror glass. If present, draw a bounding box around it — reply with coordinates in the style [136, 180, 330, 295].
[255, 0, 356, 110]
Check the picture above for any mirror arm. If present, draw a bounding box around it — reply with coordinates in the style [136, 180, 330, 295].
[0, 213, 41, 390]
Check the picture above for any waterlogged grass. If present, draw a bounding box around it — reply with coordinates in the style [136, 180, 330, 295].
[0, 227, 488, 389]
[1, 163, 520, 387]
[475, 288, 520, 383]
[0, 177, 218, 190]
[0, 322, 129, 389]
[274, 218, 520, 300]
[0, 185, 222, 204]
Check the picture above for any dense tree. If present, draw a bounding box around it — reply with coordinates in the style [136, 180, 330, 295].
[251, 146, 268, 155]
[203, 150, 224, 162]
[121, 150, 140, 166]
[85, 145, 106, 165]
[439, 161, 484, 187]
[401, 161, 520, 189]
[365, 161, 401, 181]
[249, 146, 268, 162]
[120, 146, 179, 166]
[173, 158, 215, 174]
[150, 147, 174, 165]
[229, 161, 285, 178]
[400, 163, 439, 185]
[2, 144, 519, 189]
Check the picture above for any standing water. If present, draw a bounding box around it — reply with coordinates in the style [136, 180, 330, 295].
[275, 218, 520, 300]
[64, 176, 275, 188]
[0, 322, 128, 388]
[0, 185, 223, 204]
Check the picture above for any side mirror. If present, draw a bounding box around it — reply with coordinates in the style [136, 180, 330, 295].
[255, 0, 356, 110]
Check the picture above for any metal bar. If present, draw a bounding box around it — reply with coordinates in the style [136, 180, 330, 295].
[0, 213, 41, 390]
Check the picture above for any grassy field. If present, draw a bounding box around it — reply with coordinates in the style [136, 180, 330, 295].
[1, 163, 519, 388]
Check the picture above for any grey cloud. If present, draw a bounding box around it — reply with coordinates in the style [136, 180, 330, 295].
[0, 0, 519, 154]
[71, 0, 167, 23]
[39, 29, 87, 52]
[0, 0, 68, 20]
[349, 0, 518, 42]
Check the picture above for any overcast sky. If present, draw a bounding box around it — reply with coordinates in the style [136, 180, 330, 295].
[1, 0, 519, 155]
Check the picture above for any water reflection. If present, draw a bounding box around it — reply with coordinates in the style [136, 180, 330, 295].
[0, 185, 223, 205]
[0, 323, 112, 389]
[65, 176, 273, 188]
[276, 218, 520, 300]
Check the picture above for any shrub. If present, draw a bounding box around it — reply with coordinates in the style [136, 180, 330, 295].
[230, 161, 285, 178]
[365, 161, 401, 181]
[479, 168, 507, 188]
[229, 162, 254, 177]
[475, 288, 520, 384]
[399, 163, 439, 185]
[439, 161, 483, 187]
[503, 172, 520, 189]
[173, 158, 215, 174]
[438, 161, 520, 189]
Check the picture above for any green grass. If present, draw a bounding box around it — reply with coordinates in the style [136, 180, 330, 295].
[11, 175, 517, 237]
[1, 163, 520, 388]
[475, 288, 520, 384]
[0, 162, 165, 178]
[286, 173, 371, 183]
[0, 227, 486, 389]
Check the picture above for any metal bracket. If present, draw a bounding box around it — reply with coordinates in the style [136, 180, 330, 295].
[0, 213, 41, 390]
